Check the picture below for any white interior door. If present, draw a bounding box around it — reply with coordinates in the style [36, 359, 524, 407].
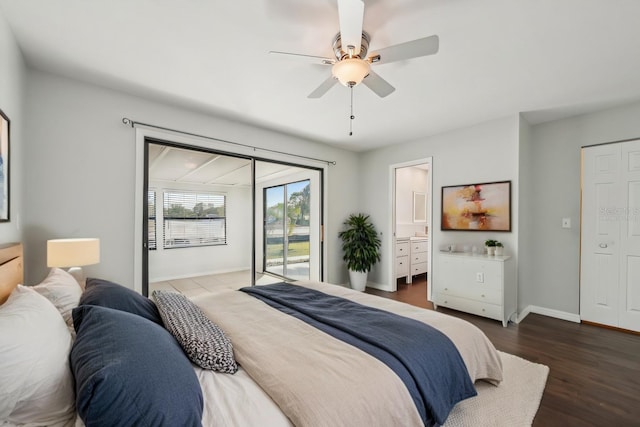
[581, 140, 640, 332]
[581, 144, 620, 326]
[619, 141, 640, 331]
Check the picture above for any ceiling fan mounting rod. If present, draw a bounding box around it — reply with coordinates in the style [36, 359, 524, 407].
[332, 31, 370, 61]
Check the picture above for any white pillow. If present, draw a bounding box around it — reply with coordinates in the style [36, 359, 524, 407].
[0, 285, 75, 426]
[33, 268, 82, 328]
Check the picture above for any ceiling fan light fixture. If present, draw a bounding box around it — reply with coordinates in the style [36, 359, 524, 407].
[332, 58, 370, 87]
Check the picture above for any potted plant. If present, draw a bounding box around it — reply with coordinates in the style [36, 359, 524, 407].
[338, 213, 381, 291]
[495, 241, 504, 256]
[485, 239, 497, 256]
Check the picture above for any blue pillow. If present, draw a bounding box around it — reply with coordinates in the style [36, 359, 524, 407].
[80, 278, 162, 326]
[71, 305, 203, 427]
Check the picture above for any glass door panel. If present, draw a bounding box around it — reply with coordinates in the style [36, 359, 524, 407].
[263, 179, 311, 280]
[286, 180, 310, 280]
[265, 185, 287, 277]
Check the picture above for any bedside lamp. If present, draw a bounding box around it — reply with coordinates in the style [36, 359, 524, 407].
[47, 238, 100, 285]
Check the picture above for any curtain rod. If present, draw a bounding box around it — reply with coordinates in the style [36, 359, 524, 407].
[122, 118, 337, 166]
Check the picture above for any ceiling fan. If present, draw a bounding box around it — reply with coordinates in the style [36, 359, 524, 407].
[270, 0, 439, 99]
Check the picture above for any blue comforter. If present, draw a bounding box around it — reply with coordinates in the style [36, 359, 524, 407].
[240, 283, 476, 426]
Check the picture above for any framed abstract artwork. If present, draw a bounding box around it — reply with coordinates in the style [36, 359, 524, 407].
[0, 108, 9, 222]
[441, 181, 511, 231]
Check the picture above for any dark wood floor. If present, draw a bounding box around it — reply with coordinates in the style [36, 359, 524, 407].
[366, 276, 640, 427]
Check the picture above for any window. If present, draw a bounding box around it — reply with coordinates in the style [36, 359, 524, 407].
[163, 191, 226, 249]
[148, 189, 157, 250]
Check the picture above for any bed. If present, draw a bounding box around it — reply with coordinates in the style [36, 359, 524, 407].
[0, 242, 504, 427]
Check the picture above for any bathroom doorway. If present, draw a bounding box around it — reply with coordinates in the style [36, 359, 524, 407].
[390, 158, 432, 297]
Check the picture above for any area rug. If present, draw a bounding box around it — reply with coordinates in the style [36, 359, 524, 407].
[444, 351, 549, 427]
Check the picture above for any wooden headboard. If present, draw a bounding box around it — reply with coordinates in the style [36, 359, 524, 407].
[0, 242, 23, 305]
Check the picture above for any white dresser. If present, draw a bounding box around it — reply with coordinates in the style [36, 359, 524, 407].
[432, 252, 516, 327]
[408, 237, 428, 284]
[395, 238, 410, 282]
[396, 237, 429, 284]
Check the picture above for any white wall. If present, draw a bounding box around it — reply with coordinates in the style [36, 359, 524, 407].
[0, 11, 25, 243]
[148, 181, 252, 282]
[359, 116, 520, 292]
[524, 100, 640, 315]
[22, 69, 359, 287]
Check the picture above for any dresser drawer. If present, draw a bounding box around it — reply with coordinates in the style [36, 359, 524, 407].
[439, 284, 502, 305]
[434, 293, 503, 322]
[411, 241, 428, 253]
[411, 262, 427, 275]
[396, 241, 410, 257]
[439, 258, 503, 290]
[412, 251, 428, 264]
[396, 255, 409, 277]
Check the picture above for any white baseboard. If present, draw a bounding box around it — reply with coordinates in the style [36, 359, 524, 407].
[516, 305, 581, 323]
[365, 281, 393, 292]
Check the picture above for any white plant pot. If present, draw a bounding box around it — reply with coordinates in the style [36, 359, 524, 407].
[486, 246, 495, 256]
[348, 270, 368, 291]
[495, 247, 504, 256]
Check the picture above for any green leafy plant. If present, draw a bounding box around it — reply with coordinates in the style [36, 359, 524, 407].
[495, 242, 503, 248]
[485, 239, 498, 247]
[338, 213, 382, 273]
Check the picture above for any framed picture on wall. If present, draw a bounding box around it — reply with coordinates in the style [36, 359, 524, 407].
[0, 108, 9, 222]
[441, 180, 511, 231]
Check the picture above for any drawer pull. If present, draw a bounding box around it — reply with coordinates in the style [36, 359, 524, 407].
[481, 294, 485, 298]
[444, 300, 448, 304]
[482, 308, 485, 312]
[399, 262, 403, 265]
[444, 287, 448, 291]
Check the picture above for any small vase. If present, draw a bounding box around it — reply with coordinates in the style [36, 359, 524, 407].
[486, 246, 495, 256]
[495, 247, 504, 256]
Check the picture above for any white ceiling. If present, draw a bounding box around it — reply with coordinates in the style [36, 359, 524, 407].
[148, 143, 307, 187]
[2, 0, 640, 152]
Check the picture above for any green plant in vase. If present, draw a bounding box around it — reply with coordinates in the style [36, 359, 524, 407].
[485, 239, 497, 255]
[338, 213, 381, 291]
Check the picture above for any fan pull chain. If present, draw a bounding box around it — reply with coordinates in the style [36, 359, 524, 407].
[349, 85, 355, 136]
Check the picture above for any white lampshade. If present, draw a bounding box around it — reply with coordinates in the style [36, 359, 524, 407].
[332, 58, 370, 87]
[47, 238, 100, 268]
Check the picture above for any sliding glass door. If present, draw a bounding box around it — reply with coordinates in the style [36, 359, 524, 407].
[264, 180, 311, 280]
[142, 138, 324, 295]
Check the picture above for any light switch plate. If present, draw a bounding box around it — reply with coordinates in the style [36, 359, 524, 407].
[562, 217, 571, 228]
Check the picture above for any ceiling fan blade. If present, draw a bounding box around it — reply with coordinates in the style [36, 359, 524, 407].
[269, 51, 335, 65]
[338, 0, 364, 55]
[362, 70, 395, 98]
[370, 35, 439, 65]
[308, 75, 338, 98]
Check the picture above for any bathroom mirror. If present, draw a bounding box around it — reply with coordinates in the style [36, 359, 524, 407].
[413, 191, 427, 223]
